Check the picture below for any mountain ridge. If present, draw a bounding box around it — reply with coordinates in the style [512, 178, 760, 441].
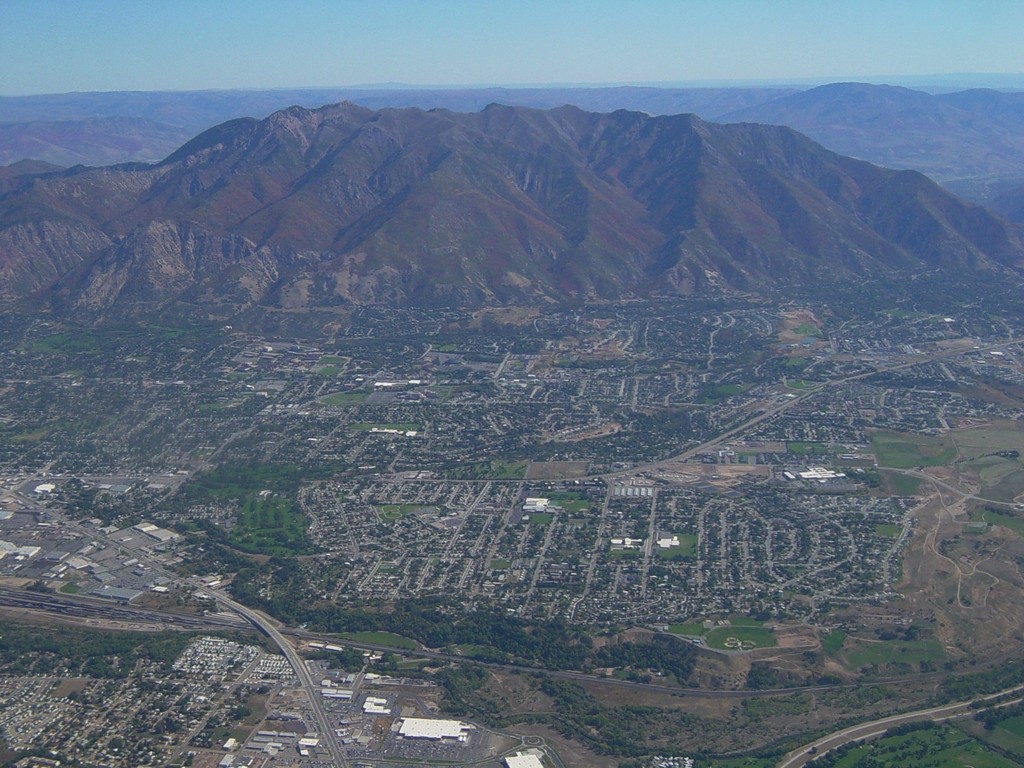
[1, 102, 1021, 315]
[6, 83, 1024, 208]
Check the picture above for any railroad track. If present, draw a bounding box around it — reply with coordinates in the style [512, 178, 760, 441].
[0, 586, 249, 631]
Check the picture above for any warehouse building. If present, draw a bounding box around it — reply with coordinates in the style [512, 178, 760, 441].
[397, 717, 474, 742]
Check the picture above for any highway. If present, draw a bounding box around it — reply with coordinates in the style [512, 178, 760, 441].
[776, 684, 1024, 768]
[0, 583, 349, 765]
[0, 581, 946, 703]
[193, 584, 350, 768]
[5, 333, 1022, 767]
[12, 579, 1024, 768]
[889, 466, 1023, 509]
[3, 488, 353, 768]
[0, 581, 351, 763]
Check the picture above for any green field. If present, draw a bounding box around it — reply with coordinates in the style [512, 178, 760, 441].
[842, 638, 945, 670]
[231, 495, 312, 556]
[488, 460, 530, 479]
[705, 626, 776, 651]
[701, 383, 753, 403]
[977, 508, 1024, 537]
[875, 523, 903, 537]
[882, 471, 923, 495]
[376, 504, 434, 520]
[943, 423, 1024, 499]
[59, 582, 81, 594]
[871, 423, 1024, 500]
[547, 492, 592, 513]
[396, 658, 432, 670]
[175, 463, 318, 556]
[28, 324, 200, 357]
[825, 724, 1016, 768]
[340, 631, 417, 650]
[822, 630, 846, 655]
[7, 426, 50, 444]
[968, 456, 1022, 485]
[952, 423, 1024, 458]
[316, 366, 342, 377]
[529, 512, 553, 524]
[31, 330, 106, 354]
[441, 460, 528, 480]
[488, 558, 511, 570]
[608, 549, 641, 559]
[960, 455, 1024, 501]
[870, 430, 958, 469]
[657, 533, 698, 560]
[321, 392, 367, 406]
[985, 715, 1024, 758]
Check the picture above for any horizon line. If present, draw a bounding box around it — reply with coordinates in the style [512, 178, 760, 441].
[5, 72, 1024, 99]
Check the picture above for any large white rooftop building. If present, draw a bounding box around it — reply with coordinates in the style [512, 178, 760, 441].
[362, 695, 391, 714]
[505, 752, 545, 768]
[397, 717, 474, 741]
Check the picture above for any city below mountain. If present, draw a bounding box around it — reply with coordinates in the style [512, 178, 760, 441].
[10, 3, 1024, 764]
[0, 101, 1021, 316]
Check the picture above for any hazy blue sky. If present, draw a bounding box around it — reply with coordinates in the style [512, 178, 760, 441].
[2, 0, 1023, 95]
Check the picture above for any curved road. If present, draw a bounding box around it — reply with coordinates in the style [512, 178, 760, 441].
[199, 584, 350, 767]
[16, 335, 1024, 766]
[889, 466, 1022, 509]
[776, 685, 1024, 768]
[0, 584, 948, 704]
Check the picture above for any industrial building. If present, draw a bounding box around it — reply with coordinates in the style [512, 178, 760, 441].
[504, 751, 546, 768]
[363, 695, 391, 714]
[397, 717, 474, 742]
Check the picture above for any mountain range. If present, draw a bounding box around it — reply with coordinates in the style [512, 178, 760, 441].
[0, 86, 796, 167]
[1, 102, 1021, 315]
[5, 83, 1024, 213]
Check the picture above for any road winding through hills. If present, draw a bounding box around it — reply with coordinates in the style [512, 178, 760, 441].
[775, 685, 1024, 768]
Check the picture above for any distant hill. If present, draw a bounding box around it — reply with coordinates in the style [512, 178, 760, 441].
[0, 86, 795, 168]
[0, 159, 64, 193]
[0, 86, 799, 130]
[0, 116, 192, 167]
[991, 183, 1024, 224]
[0, 103, 1020, 315]
[722, 83, 1024, 202]
[4, 83, 1024, 206]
